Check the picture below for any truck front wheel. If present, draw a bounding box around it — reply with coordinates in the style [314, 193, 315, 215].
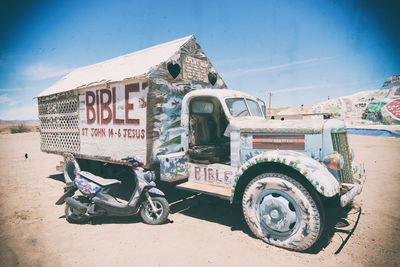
[242, 173, 324, 251]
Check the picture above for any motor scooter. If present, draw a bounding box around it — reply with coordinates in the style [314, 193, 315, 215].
[55, 156, 169, 225]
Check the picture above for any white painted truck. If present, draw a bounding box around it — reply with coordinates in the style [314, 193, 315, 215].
[38, 35, 366, 251]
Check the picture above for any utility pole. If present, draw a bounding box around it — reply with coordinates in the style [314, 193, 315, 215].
[268, 92, 272, 116]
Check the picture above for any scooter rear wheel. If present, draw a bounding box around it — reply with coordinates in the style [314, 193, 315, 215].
[65, 196, 89, 224]
[140, 197, 169, 225]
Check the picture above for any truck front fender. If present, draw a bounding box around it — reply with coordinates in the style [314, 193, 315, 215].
[231, 150, 340, 202]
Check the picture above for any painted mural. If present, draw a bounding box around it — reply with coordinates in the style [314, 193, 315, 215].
[146, 36, 227, 163]
[364, 76, 400, 124]
[381, 98, 400, 124]
[188, 163, 234, 187]
[277, 75, 400, 124]
[79, 81, 148, 163]
[231, 150, 340, 202]
[159, 152, 187, 181]
[38, 35, 227, 166]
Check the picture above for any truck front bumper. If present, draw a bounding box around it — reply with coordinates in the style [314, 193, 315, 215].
[340, 163, 367, 207]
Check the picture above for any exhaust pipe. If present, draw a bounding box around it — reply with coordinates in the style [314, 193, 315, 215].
[65, 197, 88, 213]
[55, 186, 77, 205]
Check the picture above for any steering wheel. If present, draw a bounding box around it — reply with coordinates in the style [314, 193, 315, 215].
[235, 109, 249, 117]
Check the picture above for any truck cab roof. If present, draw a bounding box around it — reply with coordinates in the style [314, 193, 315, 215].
[183, 89, 262, 120]
[184, 89, 258, 102]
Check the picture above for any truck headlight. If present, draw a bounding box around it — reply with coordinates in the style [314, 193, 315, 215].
[352, 163, 358, 174]
[337, 154, 344, 169]
[322, 153, 344, 170]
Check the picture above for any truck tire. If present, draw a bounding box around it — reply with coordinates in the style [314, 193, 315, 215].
[242, 173, 324, 251]
[64, 155, 80, 183]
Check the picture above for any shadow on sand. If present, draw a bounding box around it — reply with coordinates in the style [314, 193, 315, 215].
[48, 173, 65, 183]
[161, 182, 362, 254]
[48, 174, 361, 253]
[309, 202, 362, 254]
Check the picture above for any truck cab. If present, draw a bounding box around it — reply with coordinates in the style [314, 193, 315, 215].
[159, 89, 366, 251]
[184, 89, 263, 165]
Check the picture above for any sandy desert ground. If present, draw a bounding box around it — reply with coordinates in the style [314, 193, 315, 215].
[0, 132, 399, 267]
[0, 121, 39, 134]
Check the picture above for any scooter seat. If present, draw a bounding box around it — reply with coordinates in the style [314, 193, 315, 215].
[78, 171, 121, 186]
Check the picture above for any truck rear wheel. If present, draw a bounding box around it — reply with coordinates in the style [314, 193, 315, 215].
[64, 155, 80, 183]
[242, 173, 324, 251]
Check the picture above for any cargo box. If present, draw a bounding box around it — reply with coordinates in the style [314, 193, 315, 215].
[37, 35, 227, 165]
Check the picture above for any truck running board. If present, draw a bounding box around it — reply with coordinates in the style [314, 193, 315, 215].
[176, 181, 231, 200]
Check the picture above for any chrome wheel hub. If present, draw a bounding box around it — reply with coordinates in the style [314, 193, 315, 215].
[270, 209, 279, 219]
[256, 190, 300, 236]
[145, 201, 163, 219]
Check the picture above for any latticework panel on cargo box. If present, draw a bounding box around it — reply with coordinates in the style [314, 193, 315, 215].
[38, 94, 80, 153]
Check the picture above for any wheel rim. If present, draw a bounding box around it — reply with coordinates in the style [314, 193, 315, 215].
[144, 200, 164, 221]
[255, 189, 300, 237]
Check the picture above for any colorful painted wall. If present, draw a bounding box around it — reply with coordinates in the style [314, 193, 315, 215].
[146, 36, 227, 164]
[365, 76, 400, 124]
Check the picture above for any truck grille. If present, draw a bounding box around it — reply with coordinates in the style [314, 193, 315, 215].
[331, 131, 353, 183]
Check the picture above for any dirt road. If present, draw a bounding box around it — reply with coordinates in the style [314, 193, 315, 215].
[0, 132, 399, 266]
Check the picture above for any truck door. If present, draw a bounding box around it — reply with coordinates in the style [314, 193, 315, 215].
[187, 97, 230, 164]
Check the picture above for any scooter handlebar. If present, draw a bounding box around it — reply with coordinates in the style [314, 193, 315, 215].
[121, 156, 144, 167]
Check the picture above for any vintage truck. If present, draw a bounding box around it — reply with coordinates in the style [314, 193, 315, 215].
[37, 35, 366, 251]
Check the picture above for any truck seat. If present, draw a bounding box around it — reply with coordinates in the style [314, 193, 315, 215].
[190, 114, 218, 145]
[189, 112, 230, 163]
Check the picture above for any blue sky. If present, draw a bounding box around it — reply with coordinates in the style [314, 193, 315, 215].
[0, 0, 399, 120]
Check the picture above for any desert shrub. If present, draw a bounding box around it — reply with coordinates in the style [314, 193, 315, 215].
[10, 123, 31, 134]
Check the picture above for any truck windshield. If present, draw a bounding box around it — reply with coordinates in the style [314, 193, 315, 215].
[246, 99, 264, 117]
[225, 98, 263, 117]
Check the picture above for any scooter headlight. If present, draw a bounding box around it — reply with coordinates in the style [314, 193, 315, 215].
[143, 171, 156, 182]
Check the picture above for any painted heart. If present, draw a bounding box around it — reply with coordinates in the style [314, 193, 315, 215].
[208, 72, 217, 85]
[167, 62, 181, 79]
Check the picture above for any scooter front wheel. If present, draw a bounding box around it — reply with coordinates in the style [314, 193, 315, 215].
[140, 197, 169, 225]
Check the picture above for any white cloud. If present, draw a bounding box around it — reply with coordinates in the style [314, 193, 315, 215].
[213, 56, 256, 66]
[272, 85, 330, 94]
[0, 94, 13, 104]
[222, 57, 334, 77]
[24, 62, 74, 80]
[0, 88, 27, 92]
[0, 94, 19, 107]
[270, 78, 383, 95]
[8, 101, 19, 106]
[0, 104, 38, 121]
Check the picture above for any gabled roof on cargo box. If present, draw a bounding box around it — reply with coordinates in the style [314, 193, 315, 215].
[37, 35, 194, 97]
